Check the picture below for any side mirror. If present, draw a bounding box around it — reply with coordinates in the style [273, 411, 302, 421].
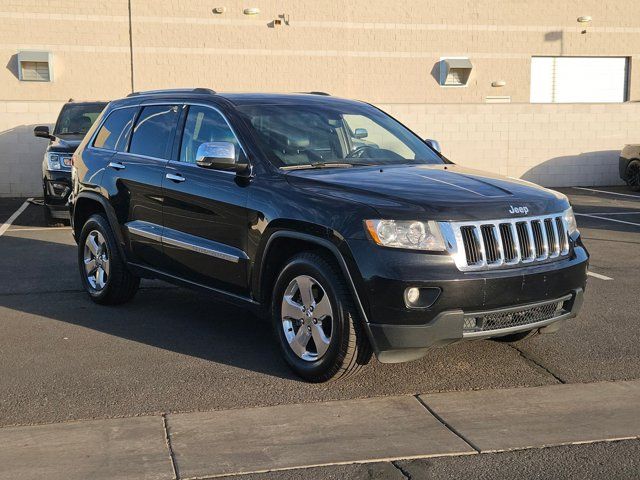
[353, 128, 368, 139]
[34, 125, 54, 140]
[196, 142, 246, 172]
[425, 138, 441, 153]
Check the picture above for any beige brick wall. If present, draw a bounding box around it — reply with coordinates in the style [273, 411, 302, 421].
[2, 1, 640, 196]
[382, 103, 640, 187]
[0, 101, 65, 196]
[129, 0, 640, 103]
[1, 1, 640, 103]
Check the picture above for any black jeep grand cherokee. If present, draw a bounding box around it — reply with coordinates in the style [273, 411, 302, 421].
[70, 88, 588, 382]
[34, 101, 107, 225]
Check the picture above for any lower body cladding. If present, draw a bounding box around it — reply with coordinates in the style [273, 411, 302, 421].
[43, 170, 72, 218]
[348, 239, 589, 363]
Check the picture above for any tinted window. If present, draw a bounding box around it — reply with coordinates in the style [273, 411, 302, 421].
[237, 103, 443, 168]
[129, 105, 180, 159]
[93, 108, 137, 151]
[180, 106, 240, 164]
[55, 103, 107, 136]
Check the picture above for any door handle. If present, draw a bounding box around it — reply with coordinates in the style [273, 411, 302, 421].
[108, 162, 125, 170]
[165, 173, 186, 183]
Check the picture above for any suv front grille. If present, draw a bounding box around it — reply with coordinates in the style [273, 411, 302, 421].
[445, 213, 570, 271]
[463, 296, 571, 334]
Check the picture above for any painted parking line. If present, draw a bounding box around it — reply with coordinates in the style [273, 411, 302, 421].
[8, 226, 72, 232]
[580, 211, 640, 216]
[576, 213, 640, 228]
[0, 198, 33, 237]
[587, 271, 613, 281]
[573, 187, 640, 199]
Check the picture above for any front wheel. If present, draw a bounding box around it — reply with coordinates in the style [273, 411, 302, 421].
[78, 213, 139, 305]
[271, 252, 372, 382]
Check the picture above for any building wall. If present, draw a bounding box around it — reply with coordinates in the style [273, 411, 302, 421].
[383, 103, 640, 187]
[1, 1, 640, 196]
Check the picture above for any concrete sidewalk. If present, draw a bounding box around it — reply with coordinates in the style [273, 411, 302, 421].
[2, 380, 639, 480]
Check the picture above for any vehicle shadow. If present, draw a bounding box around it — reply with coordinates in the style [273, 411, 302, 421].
[0, 233, 299, 381]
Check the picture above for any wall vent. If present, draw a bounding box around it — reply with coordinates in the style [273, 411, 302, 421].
[439, 57, 472, 87]
[18, 51, 53, 82]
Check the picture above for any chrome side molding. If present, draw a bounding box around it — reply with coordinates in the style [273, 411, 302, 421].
[125, 221, 247, 263]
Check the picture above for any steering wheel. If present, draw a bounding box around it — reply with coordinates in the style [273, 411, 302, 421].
[345, 145, 375, 159]
[346, 146, 405, 161]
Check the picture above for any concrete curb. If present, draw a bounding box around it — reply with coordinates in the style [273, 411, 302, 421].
[1, 379, 639, 480]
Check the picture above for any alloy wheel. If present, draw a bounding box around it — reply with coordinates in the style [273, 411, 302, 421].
[629, 163, 640, 188]
[83, 230, 110, 291]
[281, 275, 333, 362]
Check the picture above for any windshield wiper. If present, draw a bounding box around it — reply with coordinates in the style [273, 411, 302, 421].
[281, 162, 375, 170]
[281, 162, 350, 170]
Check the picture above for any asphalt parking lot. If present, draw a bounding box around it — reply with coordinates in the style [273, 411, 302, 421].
[1, 186, 639, 479]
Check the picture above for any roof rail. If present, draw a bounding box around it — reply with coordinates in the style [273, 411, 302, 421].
[303, 91, 331, 96]
[127, 88, 216, 97]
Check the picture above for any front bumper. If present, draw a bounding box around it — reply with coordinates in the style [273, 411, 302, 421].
[346, 237, 589, 363]
[44, 170, 72, 204]
[43, 170, 72, 217]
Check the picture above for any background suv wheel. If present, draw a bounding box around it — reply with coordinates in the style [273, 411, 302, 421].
[78, 213, 139, 305]
[271, 252, 371, 382]
[626, 160, 640, 191]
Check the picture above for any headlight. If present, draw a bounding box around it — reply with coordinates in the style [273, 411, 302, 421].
[46, 153, 72, 171]
[365, 219, 446, 251]
[564, 207, 579, 235]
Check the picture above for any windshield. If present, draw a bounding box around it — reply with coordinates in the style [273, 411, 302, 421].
[237, 102, 444, 168]
[54, 103, 107, 136]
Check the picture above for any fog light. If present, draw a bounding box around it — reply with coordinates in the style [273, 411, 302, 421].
[404, 287, 441, 309]
[405, 287, 420, 305]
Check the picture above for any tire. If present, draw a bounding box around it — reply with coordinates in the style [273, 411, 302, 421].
[271, 252, 372, 382]
[78, 213, 139, 305]
[625, 160, 640, 192]
[491, 329, 538, 343]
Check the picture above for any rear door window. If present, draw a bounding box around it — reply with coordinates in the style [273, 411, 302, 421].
[129, 105, 180, 159]
[93, 107, 137, 151]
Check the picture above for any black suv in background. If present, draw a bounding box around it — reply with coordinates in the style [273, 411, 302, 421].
[620, 144, 640, 191]
[34, 100, 107, 225]
[70, 89, 588, 382]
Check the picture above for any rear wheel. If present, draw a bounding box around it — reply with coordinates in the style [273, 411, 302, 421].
[626, 160, 640, 192]
[78, 213, 139, 305]
[271, 252, 371, 382]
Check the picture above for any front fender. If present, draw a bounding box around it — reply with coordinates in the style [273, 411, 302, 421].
[252, 228, 372, 324]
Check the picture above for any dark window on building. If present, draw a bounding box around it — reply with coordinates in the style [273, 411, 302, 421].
[130, 105, 180, 159]
[93, 108, 137, 152]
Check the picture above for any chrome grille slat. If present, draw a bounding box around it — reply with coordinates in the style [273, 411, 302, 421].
[546, 218, 560, 258]
[446, 213, 571, 271]
[556, 217, 569, 254]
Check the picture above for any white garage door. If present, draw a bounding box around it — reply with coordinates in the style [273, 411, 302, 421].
[530, 56, 628, 103]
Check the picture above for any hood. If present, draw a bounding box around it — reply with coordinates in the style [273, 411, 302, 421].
[47, 135, 84, 153]
[285, 164, 569, 220]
